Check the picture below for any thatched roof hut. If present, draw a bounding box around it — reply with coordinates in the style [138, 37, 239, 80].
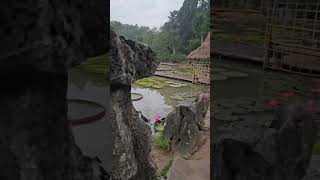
[187, 32, 210, 60]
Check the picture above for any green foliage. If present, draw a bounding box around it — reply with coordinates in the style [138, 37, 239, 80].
[75, 54, 109, 76]
[110, 0, 209, 62]
[155, 132, 171, 151]
[159, 159, 174, 177]
[159, 52, 187, 63]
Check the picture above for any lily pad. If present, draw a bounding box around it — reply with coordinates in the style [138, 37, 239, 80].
[215, 114, 240, 122]
[165, 81, 176, 84]
[231, 107, 250, 115]
[152, 84, 164, 89]
[217, 100, 235, 108]
[222, 71, 248, 78]
[212, 75, 228, 81]
[213, 68, 227, 73]
[169, 84, 183, 88]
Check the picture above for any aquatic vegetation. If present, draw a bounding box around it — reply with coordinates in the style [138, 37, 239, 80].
[154, 132, 171, 151]
[170, 92, 195, 101]
[131, 93, 143, 101]
[215, 113, 240, 122]
[213, 67, 227, 73]
[75, 54, 109, 76]
[135, 77, 189, 89]
[268, 99, 279, 108]
[211, 66, 248, 81]
[212, 74, 228, 81]
[222, 71, 248, 78]
[213, 97, 277, 123]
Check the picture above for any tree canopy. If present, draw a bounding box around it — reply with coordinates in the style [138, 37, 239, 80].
[111, 0, 210, 62]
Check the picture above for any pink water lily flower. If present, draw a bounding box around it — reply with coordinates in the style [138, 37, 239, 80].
[268, 99, 279, 108]
[304, 100, 319, 113]
[155, 114, 161, 122]
[280, 92, 295, 101]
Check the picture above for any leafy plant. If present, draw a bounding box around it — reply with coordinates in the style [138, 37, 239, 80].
[155, 132, 171, 151]
[111, 0, 209, 63]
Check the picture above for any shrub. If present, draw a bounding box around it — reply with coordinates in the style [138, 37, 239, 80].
[155, 132, 171, 151]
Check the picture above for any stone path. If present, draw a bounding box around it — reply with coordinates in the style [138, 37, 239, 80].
[167, 110, 210, 180]
[167, 156, 210, 180]
[304, 155, 320, 180]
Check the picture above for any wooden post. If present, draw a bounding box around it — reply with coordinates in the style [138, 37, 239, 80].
[263, 0, 276, 69]
[312, 0, 319, 47]
[192, 61, 195, 84]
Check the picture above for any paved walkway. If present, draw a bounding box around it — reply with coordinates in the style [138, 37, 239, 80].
[304, 155, 320, 180]
[167, 110, 210, 180]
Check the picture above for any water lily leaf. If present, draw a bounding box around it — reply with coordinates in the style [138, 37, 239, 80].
[212, 75, 228, 81]
[169, 84, 182, 88]
[222, 71, 248, 78]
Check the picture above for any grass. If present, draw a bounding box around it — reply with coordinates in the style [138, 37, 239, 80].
[159, 158, 174, 178]
[155, 132, 171, 152]
[75, 54, 110, 76]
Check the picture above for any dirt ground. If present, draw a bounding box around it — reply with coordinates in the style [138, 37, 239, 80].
[151, 110, 211, 179]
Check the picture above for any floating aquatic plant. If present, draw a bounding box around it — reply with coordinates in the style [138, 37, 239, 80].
[75, 54, 109, 76]
[135, 77, 189, 89]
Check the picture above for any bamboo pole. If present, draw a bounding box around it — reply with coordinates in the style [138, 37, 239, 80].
[312, 0, 320, 46]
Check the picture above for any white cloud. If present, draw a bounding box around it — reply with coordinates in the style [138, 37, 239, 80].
[111, 0, 184, 28]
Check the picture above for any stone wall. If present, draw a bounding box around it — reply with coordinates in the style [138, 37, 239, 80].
[0, 0, 107, 179]
[213, 103, 318, 180]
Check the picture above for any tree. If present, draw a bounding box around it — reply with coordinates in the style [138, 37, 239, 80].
[110, 0, 210, 62]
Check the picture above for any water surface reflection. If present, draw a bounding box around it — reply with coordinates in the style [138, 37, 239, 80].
[67, 69, 111, 171]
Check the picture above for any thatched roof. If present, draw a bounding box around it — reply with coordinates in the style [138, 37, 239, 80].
[187, 32, 210, 60]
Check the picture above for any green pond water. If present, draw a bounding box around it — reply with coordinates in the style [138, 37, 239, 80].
[132, 76, 209, 124]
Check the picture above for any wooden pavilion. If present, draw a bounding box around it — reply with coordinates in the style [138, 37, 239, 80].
[187, 32, 211, 84]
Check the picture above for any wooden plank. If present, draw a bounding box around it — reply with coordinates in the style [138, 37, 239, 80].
[212, 8, 261, 14]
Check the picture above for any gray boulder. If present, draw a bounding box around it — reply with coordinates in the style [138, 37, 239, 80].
[164, 95, 209, 154]
[0, 0, 107, 73]
[213, 104, 318, 180]
[110, 30, 158, 85]
[0, 0, 107, 179]
[110, 30, 158, 180]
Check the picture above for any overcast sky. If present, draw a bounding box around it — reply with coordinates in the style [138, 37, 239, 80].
[111, 0, 184, 28]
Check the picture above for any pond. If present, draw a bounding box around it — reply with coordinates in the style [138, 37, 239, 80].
[131, 76, 209, 131]
[67, 69, 111, 171]
[213, 58, 319, 136]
